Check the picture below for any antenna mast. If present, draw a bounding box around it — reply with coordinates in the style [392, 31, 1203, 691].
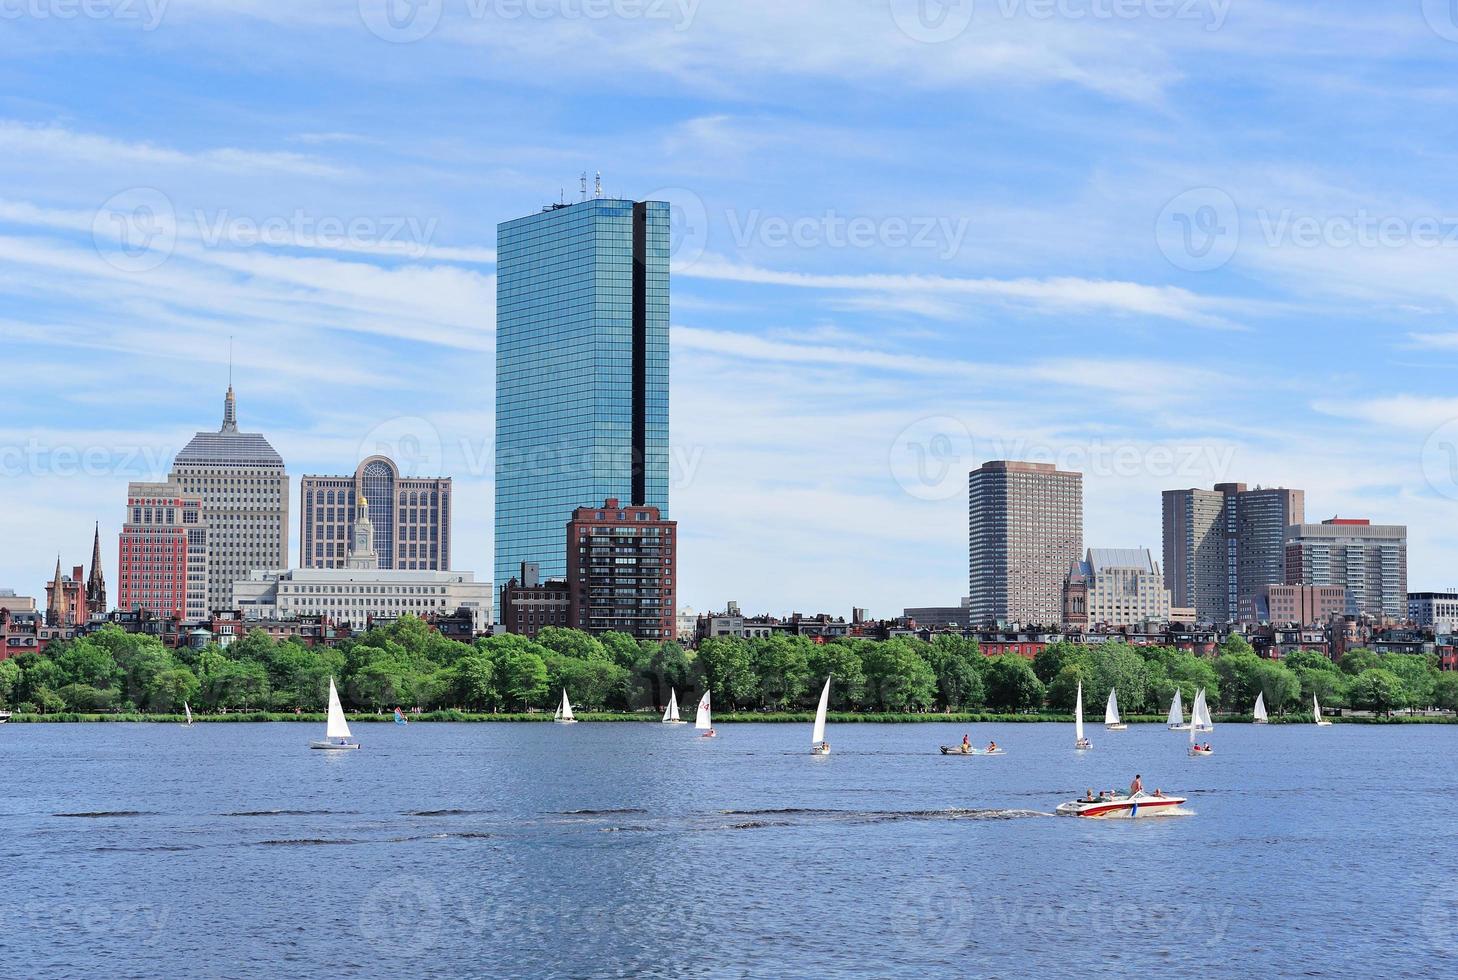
[580, 172, 588, 202]
[594, 171, 602, 198]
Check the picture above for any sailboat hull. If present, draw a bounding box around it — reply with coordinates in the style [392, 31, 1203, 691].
[812, 745, 830, 756]
[662, 720, 686, 725]
[553, 719, 578, 725]
[309, 740, 360, 750]
[1104, 723, 1127, 731]
[1189, 747, 1213, 756]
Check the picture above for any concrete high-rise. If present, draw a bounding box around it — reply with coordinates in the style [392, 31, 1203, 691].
[494, 195, 670, 607]
[1162, 483, 1303, 624]
[170, 386, 289, 614]
[967, 460, 1083, 627]
[1286, 518, 1407, 620]
[300, 456, 451, 571]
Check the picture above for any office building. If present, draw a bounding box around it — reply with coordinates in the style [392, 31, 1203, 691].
[234, 501, 491, 633]
[118, 482, 208, 620]
[300, 455, 451, 571]
[1286, 519, 1407, 620]
[1254, 584, 1350, 626]
[567, 497, 676, 639]
[967, 460, 1083, 627]
[1162, 483, 1304, 624]
[1410, 592, 1458, 635]
[1063, 548, 1172, 629]
[495, 194, 670, 607]
[170, 385, 289, 613]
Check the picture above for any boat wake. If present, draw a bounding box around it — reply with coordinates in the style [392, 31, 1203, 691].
[407, 808, 494, 817]
[223, 809, 351, 817]
[54, 810, 154, 818]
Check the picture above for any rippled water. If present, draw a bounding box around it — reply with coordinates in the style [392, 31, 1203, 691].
[4, 720, 1457, 977]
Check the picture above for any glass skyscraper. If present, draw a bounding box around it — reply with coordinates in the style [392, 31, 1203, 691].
[495, 197, 670, 605]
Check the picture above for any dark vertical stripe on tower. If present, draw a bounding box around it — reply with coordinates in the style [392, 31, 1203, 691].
[631, 202, 647, 506]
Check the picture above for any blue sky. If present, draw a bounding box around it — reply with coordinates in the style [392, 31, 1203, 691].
[4, 0, 1458, 617]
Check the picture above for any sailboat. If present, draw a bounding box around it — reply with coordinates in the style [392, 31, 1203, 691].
[1075, 681, 1092, 750]
[553, 689, 578, 724]
[309, 677, 359, 750]
[662, 688, 686, 724]
[181, 701, 194, 728]
[810, 677, 831, 756]
[1313, 694, 1332, 726]
[1104, 688, 1127, 731]
[1252, 692, 1268, 724]
[696, 690, 716, 737]
[1192, 689, 1214, 733]
[1166, 690, 1189, 731]
[1189, 691, 1214, 756]
[393, 707, 408, 726]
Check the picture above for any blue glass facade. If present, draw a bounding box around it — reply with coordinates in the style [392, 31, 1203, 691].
[495, 198, 670, 606]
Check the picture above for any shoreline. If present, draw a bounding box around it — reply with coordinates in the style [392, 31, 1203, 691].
[2, 710, 1452, 725]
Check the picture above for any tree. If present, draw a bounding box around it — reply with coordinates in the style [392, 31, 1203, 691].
[1433, 673, 1458, 714]
[1032, 641, 1077, 685]
[695, 637, 759, 709]
[860, 640, 937, 711]
[144, 668, 200, 713]
[451, 652, 498, 710]
[535, 627, 609, 664]
[1348, 668, 1403, 715]
[925, 637, 985, 710]
[499, 649, 549, 710]
[1338, 648, 1379, 676]
[1219, 634, 1256, 658]
[0, 659, 19, 708]
[983, 655, 1046, 713]
[807, 643, 866, 710]
[751, 635, 810, 710]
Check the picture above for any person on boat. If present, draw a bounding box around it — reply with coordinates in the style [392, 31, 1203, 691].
[985, 741, 998, 753]
[1129, 774, 1143, 796]
[1083, 788, 1096, 803]
[705, 727, 717, 738]
[961, 734, 971, 753]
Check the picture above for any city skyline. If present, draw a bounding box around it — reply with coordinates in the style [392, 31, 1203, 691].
[6, 5, 1458, 615]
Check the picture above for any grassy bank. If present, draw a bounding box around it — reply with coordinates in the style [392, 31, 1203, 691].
[4, 710, 1453, 724]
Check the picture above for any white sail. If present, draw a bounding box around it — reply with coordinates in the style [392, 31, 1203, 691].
[811, 677, 831, 747]
[1191, 689, 1213, 731]
[557, 689, 575, 722]
[1075, 682, 1085, 742]
[1253, 692, 1267, 723]
[1166, 690, 1183, 727]
[663, 688, 680, 723]
[1313, 694, 1330, 725]
[184, 702, 193, 725]
[1104, 688, 1121, 726]
[695, 690, 712, 730]
[325, 678, 352, 739]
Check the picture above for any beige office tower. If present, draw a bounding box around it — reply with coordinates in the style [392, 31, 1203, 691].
[1162, 483, 1304, 624]
[967, 460, 1083, 627]
[169, 386, 289, 614]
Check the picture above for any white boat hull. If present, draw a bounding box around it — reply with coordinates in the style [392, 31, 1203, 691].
[1056, 793, 1188, 818]
[1168, 723, 1190, 731]
[554, 719, 578, 725]
[939, 746, 1005, 756]
[1104, 723, 1127, 731]
[309, 739, 360, 750]
[812, 744, 830, 756]
[1189, 747, 1214, 757]
[662, 720, 687, 725]
[0, 712, 11, 724]
[1075, 739, 1092, 751]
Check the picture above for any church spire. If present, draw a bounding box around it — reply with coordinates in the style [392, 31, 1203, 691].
[86, 522, 107, 616]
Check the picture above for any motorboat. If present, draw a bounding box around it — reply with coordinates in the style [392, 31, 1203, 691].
[0, 710, 10, 724]
[1104, 688, 1127, 731]
[810, 677, 831, 756]
[939, 744, 1005, 756]
[1056, 790, 1188, 819]
[309, 677, 360, 750]
[1074, 681, 1092, 750]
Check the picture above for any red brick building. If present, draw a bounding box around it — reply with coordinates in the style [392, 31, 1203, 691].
[118, 483, 207, 620]
[566, 498, 676, 640]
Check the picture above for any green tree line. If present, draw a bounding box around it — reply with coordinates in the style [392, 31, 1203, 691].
[2, 621, 1455, 717]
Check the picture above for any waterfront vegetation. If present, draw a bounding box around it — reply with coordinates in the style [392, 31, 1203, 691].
[2, 620, 1456, 721]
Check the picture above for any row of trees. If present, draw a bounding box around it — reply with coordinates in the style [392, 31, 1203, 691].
[2, 621, 1456, 717]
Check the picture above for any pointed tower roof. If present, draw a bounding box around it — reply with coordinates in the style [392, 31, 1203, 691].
[174, 384, 284, 469]
[88, 523, 103, 581]
[221, 385, 238, 433]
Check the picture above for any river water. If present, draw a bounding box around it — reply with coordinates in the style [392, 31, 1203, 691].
[3, 720, 1456, 977]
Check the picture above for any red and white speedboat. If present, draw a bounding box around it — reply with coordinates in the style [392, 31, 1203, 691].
[1056, 791, 1188, 819]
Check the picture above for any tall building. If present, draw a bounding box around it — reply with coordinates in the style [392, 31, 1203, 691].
[300, 456, 451, 571]
[1162, 483, 1304, 624]
[170, 385, 289, 613]
[494, 195, 670, 608]
[1063, 548, 1172, 629]
[1409, 592, 1458, 635]
[1286, 518, 1407, 620]
[566, 497, 676, 639]
[85, 522, 107, 616]
[967, 460, 1083, 627]
[118, 482, 208, 620]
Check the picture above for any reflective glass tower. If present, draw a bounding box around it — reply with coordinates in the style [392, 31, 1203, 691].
[495, 197, 670, 606]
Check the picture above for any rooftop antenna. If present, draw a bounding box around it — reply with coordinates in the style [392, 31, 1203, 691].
[594, 171, 602, 198]
[228, 335, 233, 387]
[580, 172, 588, 202]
